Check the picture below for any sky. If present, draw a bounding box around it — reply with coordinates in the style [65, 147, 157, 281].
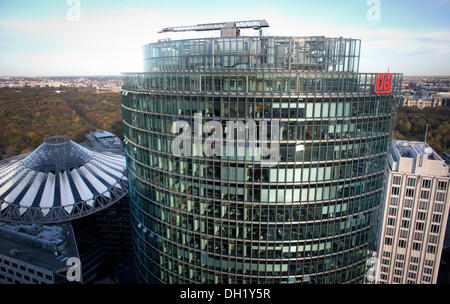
[0, 0, 449, 76]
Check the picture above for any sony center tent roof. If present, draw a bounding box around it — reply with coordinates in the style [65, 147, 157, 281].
[0, 136, 128, 223]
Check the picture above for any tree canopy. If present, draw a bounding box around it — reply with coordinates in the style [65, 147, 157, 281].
[394, 106, 450, 154]
[0, 87, 123, 156]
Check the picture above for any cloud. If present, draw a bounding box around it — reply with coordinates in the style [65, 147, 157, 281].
[0, 5, 449, 75]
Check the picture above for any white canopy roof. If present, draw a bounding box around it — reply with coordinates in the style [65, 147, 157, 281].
[0, 136, 128, 223]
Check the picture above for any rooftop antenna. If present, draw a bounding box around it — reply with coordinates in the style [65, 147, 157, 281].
[159, 19, 270, 37]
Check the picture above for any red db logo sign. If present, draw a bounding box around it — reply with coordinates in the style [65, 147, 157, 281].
[375, 73, 393, 94]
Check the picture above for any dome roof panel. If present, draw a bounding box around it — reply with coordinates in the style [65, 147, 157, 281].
[0, 136, 128, 223]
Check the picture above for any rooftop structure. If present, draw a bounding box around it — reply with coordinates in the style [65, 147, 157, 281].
[0, 222, 79, 284]
[390, 141, 448, 176]
[86, 130, 123, 150]
[159, 19, 269, 37]
[0, 136, 128, 223]
[411, 89, 432, 100]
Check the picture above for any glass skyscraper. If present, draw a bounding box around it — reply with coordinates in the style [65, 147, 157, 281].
[121, 35, 402, 283]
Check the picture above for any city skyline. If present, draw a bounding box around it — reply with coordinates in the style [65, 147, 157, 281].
[0, 0, 449, 76]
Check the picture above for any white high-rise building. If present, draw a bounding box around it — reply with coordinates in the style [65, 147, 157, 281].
[376, 141, 449, 284]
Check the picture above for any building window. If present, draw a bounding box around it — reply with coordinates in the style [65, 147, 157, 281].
[389, 207, 397, 216]
[437, 181, 447, 191]
[401, 220, 410, 229]
[405, 188, 415, 198]
[390, 197, 399, 206]
[435, 192, 446, 202]
[408, 272, 416, 279]
[420, 191, 430, 200]
[418, 201, 428, 210]
[387, 218, 396, 227]
[422, 179, 431, 189]
[428, 234, 438, 244]
[384, 237, 393, 246]
[407, 178, 416, 187]
[393, 276, 402, 283]
[412, 242, 421, 251]
[386, 227, 394, 236]
[402, 209, 411, 218]
[392, 187, 400, 195]
[417, 212, 426, 221]
[393, 176, 402, 185]
[427, 245, 436, 254]
[398, 240, 407, 248]
[409, 264, 418, 271]
[432, 214, 441, 223]
[399, 229, 409, 239]
[410, 256, 419, 264]
[433, 202, 444, 213]
[414, 232, 423, 241]
[422, 276, 431, 283]
[416, 222, 425, 231]
[424, 267, 433, 275]
[404, 199, 414, 208]
[396, 254, 405, 261]
[425, 260, 434, 267]
[431, 224, 439, 234]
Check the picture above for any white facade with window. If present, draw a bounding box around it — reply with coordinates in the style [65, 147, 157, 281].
[376, 141, 449, 284]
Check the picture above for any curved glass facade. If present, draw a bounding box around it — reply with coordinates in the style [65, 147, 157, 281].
[122, 36, 402, 283]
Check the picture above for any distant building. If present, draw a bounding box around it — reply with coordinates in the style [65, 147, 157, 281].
[0, 135, 131, 284]
[435, 93, 450, 108]
[376, 141, 449, 284]
[402, 89, 445, 108]
[85, 130, 123, 151]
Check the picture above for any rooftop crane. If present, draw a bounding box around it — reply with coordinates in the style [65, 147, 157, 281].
[158, 19, 269, 37]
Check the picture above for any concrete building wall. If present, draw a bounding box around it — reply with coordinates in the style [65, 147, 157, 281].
[377, 141, 450, 284]
[0, 253, 56, 284]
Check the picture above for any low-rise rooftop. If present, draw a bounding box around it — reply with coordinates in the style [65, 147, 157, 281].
[86, 130, 123, 150]
[0, 222, 78, 274]
[390, 140, 448, 176]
